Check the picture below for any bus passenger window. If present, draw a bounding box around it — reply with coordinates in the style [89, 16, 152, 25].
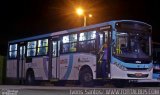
[70, 34, 77, 42]
[27, 41, 37, 56]
[62, 34, 77, 53]
[63, 44, 69, 53]
[37, 39, 48, 55]
[9, 44, 17, 58]
[78, 31, 96, 52]
[87, 40, 95, 51]
[9, 50, 17, 58]
[88, 31, 96, 39]
[70, 43, 77, 52]
[79, 33, 87, 41]
[62, 35, 70, 53]
[63, 35, 69, 43]
[38, 47, 48, 55]
[27, 49, 36, 56]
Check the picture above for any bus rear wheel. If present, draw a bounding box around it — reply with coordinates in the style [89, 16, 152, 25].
[79, 68, 94, 87]
[25, 71, 35, 85]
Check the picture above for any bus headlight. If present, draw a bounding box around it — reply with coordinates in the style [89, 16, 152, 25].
[114, 62, 127, 71]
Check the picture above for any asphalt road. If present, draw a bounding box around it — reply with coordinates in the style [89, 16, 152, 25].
[0, 85, 160, 95]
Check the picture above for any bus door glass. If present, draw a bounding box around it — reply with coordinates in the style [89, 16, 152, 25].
[97, 26, 111, 78]
[17, 44, 26, 82]
[49, 38, 60, 79]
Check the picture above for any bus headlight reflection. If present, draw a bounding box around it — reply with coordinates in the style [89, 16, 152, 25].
[114, 62, 127, 71]
[147, 65, 153, 71]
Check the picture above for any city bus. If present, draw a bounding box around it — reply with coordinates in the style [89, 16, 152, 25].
[6, 20, 152, 87]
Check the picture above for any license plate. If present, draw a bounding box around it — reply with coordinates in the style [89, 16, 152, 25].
[135, 73, 142, 77]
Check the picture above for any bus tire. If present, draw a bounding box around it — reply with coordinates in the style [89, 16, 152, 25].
[79, 67, 94, 87]
[25, 70, 35, 85]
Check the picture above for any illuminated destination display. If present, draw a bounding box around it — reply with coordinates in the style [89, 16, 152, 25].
[116, 21, 151, 32]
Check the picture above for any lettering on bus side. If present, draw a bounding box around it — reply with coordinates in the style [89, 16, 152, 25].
[60, 59, 68, 64]
[78, 57, 90, 63]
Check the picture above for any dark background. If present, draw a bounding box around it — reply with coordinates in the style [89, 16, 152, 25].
[0, 0, 158, 56]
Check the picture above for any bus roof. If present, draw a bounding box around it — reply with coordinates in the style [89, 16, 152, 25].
[9, 20, 151, 44]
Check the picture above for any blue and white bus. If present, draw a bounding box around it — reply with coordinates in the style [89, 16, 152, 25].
[6, 20, 152, 87]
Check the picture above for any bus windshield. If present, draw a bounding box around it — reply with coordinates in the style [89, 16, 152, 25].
[113, 30, 151, 59]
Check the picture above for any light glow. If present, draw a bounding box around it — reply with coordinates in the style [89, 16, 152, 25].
[76, 7, 84, 16]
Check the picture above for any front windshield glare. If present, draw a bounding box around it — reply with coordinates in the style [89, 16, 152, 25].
[113, 31, 150, 59]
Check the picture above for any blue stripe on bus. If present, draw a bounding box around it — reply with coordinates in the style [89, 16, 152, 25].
[63, 54, 74, 80]
[112, 57, 152, 68]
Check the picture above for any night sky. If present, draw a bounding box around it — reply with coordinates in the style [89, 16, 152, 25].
[0, 0, 158, 55]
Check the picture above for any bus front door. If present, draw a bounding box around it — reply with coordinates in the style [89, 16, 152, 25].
[97, 29, 111, 79]
[48, 38, 60, 80]
[17, 44, 26, 84]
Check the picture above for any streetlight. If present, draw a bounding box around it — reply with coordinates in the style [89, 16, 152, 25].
[76, 7, 84, 16]
[76, 7, 92, 27]
[89, 14, 93, 18]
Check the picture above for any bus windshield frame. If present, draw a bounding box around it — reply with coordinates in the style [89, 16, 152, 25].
[113, 22, 152, 63]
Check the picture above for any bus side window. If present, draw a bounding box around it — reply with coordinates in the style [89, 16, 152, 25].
[37, 39, 48, 55]
[63, 44, 69, 53]
[62, 35, 69, 53]
[87, 31, 96, 52]
[78, 31, 96, 52]
[62, 34, 77, 53]
[70, 43, 77, 52]
[69, 34, 77, 52]
[30, 49, 35, 56]
[27, 41, 37, 57]
[87, 40, 95, 51]
[79, 41, 86, 51]
[9, 44, 17, 58]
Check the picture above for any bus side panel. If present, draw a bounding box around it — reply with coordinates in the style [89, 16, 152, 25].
[25, 57, 49, 80]
[59, 55, 70, 80]
[73, 53, 96, 80]
[52, 57, 58, 78]
[59, 53, 96, 80]
[7, 60, 17, 78]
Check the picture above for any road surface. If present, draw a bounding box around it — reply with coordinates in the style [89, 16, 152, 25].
[0, 85, 160, 95]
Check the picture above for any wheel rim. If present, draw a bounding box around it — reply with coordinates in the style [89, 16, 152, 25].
[27, 74, 33, 84]
[84, 73, 92, 82]
[28, 75, 31, 82]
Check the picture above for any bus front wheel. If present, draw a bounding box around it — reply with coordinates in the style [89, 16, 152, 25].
[79, 68, 94, 87]
[25, 71, 35, 85]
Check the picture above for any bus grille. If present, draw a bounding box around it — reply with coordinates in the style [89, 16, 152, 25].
[126, 68, 148, 70]
[127, 74, 148, 78]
